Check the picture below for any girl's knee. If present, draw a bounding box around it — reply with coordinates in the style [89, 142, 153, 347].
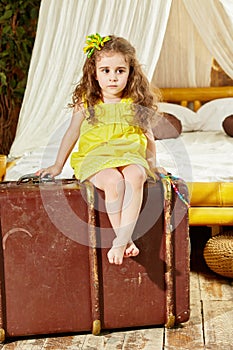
[105, 171, 124, 190]
[90, 168, 123, 189]
[103, 171, 125, 201]
[122, 164, 147, 186]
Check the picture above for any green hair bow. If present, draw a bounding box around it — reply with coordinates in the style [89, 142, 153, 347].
[83, 33, 111, 58]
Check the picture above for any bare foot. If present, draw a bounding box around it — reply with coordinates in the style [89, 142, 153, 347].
[107, 245, 126, 265]
[124, 241, 139, 258]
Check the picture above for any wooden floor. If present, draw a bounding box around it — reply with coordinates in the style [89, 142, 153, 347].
[0, 227, 232, 350]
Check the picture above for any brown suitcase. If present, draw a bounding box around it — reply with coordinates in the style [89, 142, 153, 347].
[0, 176, 190, 341]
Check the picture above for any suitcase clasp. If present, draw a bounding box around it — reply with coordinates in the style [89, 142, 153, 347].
[17, 173, 55, 185]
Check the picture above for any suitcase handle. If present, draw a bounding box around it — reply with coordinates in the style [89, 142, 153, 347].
[16, 173, 55, 185]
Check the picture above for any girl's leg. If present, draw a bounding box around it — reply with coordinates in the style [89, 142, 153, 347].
[108, 164, 147, 263]
[89, 167, 125, 237]
[123, 166, 147, 257]
[89, 165, 146, 265]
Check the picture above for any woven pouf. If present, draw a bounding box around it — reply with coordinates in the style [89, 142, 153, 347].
[204, 232, 233, 278]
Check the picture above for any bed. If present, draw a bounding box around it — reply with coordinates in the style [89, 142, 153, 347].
[4, 86, 233, 230]
[157, 86, 233, 229]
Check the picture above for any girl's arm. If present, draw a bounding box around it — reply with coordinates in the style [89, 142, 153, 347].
[145, 126, 167, 176]
[39, 107, 85, 177]
[145, 127, 156, 171]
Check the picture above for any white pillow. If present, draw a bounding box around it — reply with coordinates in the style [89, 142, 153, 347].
[157, 102, 201, 132]
[197, 98, 233, 131]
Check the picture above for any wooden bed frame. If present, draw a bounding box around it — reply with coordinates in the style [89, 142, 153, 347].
[160, 86, 233, 111]
[159, 86, 233, 229]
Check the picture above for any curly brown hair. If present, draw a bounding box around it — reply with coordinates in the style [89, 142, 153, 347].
[70, 35, 161, 127]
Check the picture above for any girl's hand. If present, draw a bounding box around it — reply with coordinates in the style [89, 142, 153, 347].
[154, 166, 168, 175]
[155, 166, 170, 180]
[147, 157, 156, 172]
[149, 166, 168, 180]
[36, 164, 63, 179]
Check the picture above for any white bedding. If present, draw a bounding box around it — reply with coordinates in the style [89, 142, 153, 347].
[5, 131, 233, 183]
[156, 131, 233, 182]
[155, 98, 233, 182]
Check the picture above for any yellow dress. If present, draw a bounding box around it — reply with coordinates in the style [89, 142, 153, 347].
[70, 99, 153, 182]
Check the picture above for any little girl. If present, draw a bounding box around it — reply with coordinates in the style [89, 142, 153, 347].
[39, 33, 161, 265]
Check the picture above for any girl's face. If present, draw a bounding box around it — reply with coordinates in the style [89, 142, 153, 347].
[95, 52, 130, 101]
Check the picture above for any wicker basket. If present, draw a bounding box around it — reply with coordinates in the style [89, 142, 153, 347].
[203, 232, 233, 278]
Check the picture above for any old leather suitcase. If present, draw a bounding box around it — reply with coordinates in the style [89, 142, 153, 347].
[0, 176, 190, 341]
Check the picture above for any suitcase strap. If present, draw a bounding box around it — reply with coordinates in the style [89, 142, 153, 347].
[85, 180, 101, 336]
[161, 176, 176, 328]
[85, 176, 185, 332]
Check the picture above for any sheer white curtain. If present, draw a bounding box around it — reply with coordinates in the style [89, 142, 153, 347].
[9, 0, 233, 158]
[152, 0, 233, 88]
[220, 0, 233, 24]
[183, 0, 233, 80]
[9, 0, 171, 157]
[152, 0, 213, 88]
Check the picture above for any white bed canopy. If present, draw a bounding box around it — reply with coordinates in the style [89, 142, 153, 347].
[9, 0, 233, 157]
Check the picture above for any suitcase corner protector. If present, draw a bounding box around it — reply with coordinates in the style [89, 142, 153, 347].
[0, 328, 5, 343]
[165, 314, 176, 328]
[92, 320, 101, 335]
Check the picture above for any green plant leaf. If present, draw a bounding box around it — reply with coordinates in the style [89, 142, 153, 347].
[0, 72, 7, 86]
[0, 10, 13, 22]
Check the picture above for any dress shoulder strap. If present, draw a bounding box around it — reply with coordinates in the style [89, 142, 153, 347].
[82, 97, 133, 108]
[121, 97, 133, 103]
